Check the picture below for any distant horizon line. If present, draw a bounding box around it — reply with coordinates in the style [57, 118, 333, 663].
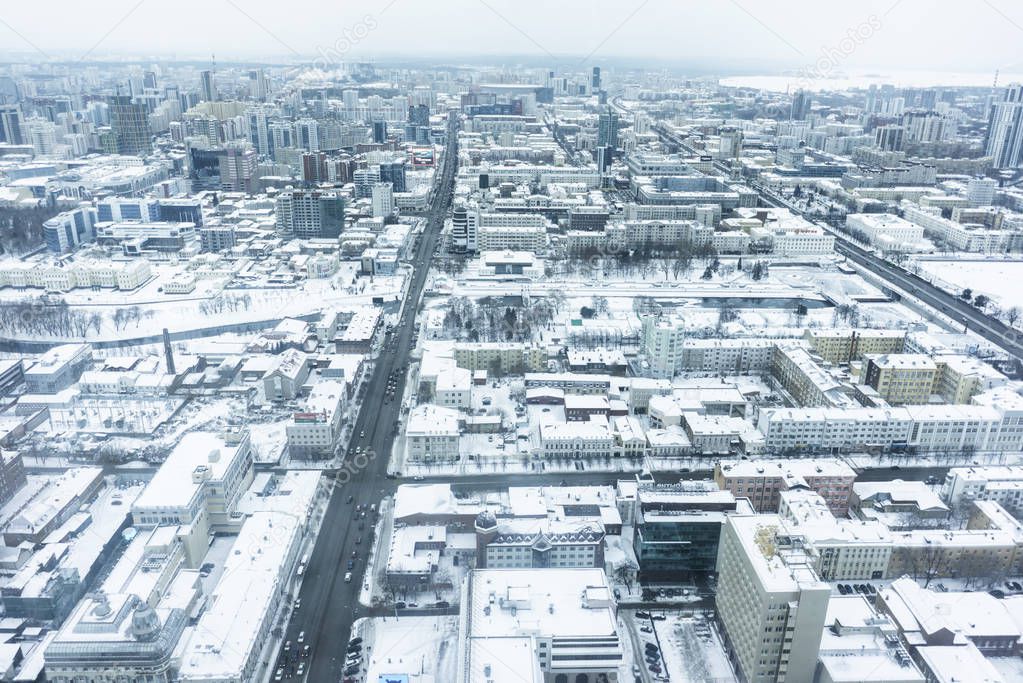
[0, 50, 1010, 76]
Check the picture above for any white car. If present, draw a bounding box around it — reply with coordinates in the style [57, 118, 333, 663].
[344, 572, 353, 583]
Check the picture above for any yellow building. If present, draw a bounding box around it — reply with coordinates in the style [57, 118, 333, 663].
[861, 354, 938, 405]
[803, 328, 906, 365]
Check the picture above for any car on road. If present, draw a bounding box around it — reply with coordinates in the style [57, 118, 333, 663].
[344, 572, 353, 583]
[293, 598, 301, 610]
[348, 637, 363, 647]
[413, 475, 425, 481]
[356, 536, 362, 544]
[347, 495, 354, 504]
[344, 665, 360, 676]
[296, 663, 305, 676]
[297, 631, 305, 643]
[274, 668, 284, 681]
[347, 560, 354, 570]
[435, 600, 450, 608]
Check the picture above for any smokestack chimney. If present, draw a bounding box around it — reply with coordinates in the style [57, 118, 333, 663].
[163, 328, 176, 374]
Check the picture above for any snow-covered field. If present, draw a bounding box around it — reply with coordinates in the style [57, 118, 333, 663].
[0, 261, 406, 342]
[916, 258, 1023, 309]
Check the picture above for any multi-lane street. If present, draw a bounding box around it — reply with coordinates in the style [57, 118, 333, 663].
[639, 111, 1023, 362]
[752, 182, 1023, 361]
[278, 109, 971, 683]
[280, 112, 459, 683]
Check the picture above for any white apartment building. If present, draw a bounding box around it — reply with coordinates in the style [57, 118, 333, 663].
[778, 490, 893, 581]
[406, 404, 461, 462]
[716, 514, 831, 683]
[370, 181, 394, 218]
[846, 213, 927, 252]
[286, 380, 345, 459]
[903, 204, 1019, 253]
[476, 224, 548, 252]
[435, 366, 472, 408]
[942, 466, 1023, 508]
[640, 316, 687, 378]
[539, 419, 615, 459]
[757, 392, 1023, 454]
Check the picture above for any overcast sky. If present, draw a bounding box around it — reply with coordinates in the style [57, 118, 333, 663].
[1, 0, 1022, 75]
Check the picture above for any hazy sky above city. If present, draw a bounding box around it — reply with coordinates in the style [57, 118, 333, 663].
[2, 0, 1022, 76]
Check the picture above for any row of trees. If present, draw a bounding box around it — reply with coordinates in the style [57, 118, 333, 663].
[198, 293, 254, 316]
[111, 306, 155, 331]
[960, 288, 1021, 328]
[0, 300, 102, 338]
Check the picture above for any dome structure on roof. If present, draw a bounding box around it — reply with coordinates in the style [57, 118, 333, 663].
[130, 600, 162, 642]
[475, 510, 497, 530]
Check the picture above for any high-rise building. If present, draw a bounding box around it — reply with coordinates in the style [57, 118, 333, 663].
[302, 151, 328, 185]
[275, 189, 344, 239]
[716, 514, 830, 683]
[408, 103, 430, 127]
[108, 95, 151, 156]
[342, 89, 359, 114]
[790, 89, 811, 120]
[246, 107, 271, 155]
[294, 118, 319, 152]
[902, 109, 949, 143]
[592, 66, 601, 90]
[967, 176, 998, 207]
[353, 167, 381, 199]
[219, 142, 258, 194]
[450, 205, 478, 253]
[985, 83, 1023, 169]
[248, 69, 269, 100]
[596, 145, 612, 174]
[377, 158, 407, 192]
[874, 124, 905, 152]
[268, 121, 294, 156]
[718, 127, 743, 159]
[200, 69, 216, 102]
[372, 120, 388, 144]
[371, 182, 394, 218]
[597, 107, 619, 149]
[0, 104, 24, 145]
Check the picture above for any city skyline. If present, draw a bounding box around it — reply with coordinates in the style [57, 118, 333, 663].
[0, 0, 1021, 76]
